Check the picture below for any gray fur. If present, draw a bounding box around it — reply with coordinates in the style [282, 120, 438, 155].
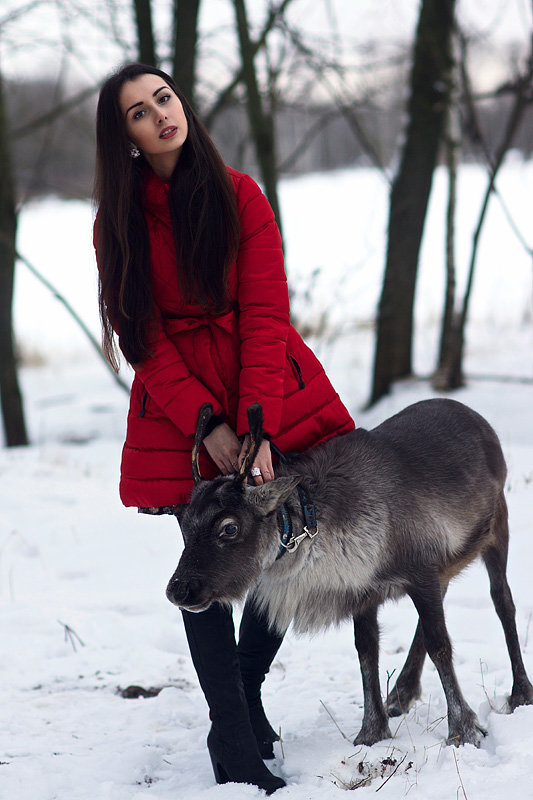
[167, 398, 532, 747]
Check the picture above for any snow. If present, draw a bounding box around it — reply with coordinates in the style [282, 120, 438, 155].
[1, 162, 532, 799]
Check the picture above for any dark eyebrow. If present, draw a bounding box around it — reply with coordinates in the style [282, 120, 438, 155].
[125, 85, 170, 116]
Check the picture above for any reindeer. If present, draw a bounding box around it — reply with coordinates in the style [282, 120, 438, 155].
[166, 399, 533, 748]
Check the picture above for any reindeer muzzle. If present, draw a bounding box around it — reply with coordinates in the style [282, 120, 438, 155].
[166, 574, 212, 612]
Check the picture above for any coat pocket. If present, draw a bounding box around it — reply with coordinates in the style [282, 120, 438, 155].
[288, 355, 305, 390]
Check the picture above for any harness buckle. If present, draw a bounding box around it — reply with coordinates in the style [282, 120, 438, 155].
[280, 522, 319, 553]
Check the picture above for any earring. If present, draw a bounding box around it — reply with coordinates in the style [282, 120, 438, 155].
[130, 146, 141, 159]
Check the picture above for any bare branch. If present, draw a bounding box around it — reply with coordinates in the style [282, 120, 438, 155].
[204, 0, 297, 127]
[10, 83, 100, 139]
[459, 28, 533, 259]
[0, 0, 46, 29]
[279, 19, 390, 177]
[232, 0, 284, 239]
[0, 229, 129, 393]
[54, 0, 132, 53]
[277, 106, 342, 172]
[460, 43, 533, 327]
[19, 40, 69, 205]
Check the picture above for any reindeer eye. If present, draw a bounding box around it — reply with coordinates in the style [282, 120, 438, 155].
[219, 523, 239, 539]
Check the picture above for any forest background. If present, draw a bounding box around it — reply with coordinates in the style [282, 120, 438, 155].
[1, 0, 532, 447]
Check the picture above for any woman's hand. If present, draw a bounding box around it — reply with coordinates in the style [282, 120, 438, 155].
[238, 436, 274, 485]
[203, 423, 241, 475]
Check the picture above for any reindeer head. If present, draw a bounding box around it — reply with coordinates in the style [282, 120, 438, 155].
[165, 404, 300, 612]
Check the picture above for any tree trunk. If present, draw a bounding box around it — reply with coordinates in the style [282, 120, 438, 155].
[369, 0, 456, 406]
[436, 36, 533, 391]
[133, 0, 157, 66]
[172, 0, 201, 106]
[0, 69, 28, 446]
[433, 44, 461, 391]
[204, 0, 295, 130]
[232, 0, 283, 243]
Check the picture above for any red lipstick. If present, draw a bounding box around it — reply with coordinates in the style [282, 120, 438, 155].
[159, 126, 178, 139]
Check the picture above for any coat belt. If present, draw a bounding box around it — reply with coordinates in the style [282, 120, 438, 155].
[164, 310, 237, 338]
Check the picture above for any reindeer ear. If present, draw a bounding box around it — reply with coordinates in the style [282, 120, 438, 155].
[246, 476, 301, 515]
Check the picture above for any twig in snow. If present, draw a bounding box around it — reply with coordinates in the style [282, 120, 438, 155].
[426, 714, 447, 734]
[376, 752, 408, 792]
[436, 740, 446, 764]
[392, 715, 405, 739]
[392, 705, 417, 752]
[330, 770, 352, 789]
[384, 668, 397, 715]
[384, 743, 404, 764]
[320, 699, 352, 742]
[479, 659, 506, 713]
[479, 659, 500, 713]
[58, 620, 85, 652]
[278, 726, 285, 759]
[402, 757, 419, 796]
[384, 668, 416, 750]
[453, 749, 469, 800]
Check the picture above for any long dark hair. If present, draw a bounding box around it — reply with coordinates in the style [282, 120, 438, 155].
[94, 63, 240, 369]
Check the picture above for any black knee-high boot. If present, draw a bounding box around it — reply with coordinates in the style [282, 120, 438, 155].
[238, 599, 285, 759]
[181, 603, 285, 794]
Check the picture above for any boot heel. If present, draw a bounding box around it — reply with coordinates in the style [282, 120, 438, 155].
[208, 747, 228, 784]
[207, 728, 286, 794]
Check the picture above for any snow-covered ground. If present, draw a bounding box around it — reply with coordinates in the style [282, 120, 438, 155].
[1, 162, 532, 799]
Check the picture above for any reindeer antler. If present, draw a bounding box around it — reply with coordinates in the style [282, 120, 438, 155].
[191, 403, 213, 484]
[237, 403, 264, 482]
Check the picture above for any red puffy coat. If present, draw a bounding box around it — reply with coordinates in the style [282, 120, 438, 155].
[97, 167, 354, 507]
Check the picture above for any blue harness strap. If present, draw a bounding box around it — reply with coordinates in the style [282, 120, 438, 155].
[270, 441, 318, 559]
[296, 484, 318, 535]
[276, 504, 293, 560]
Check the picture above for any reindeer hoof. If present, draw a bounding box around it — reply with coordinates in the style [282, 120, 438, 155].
[447, 715, 487, 748]
[508, 679, 533, 711]
[386, 683, 422, 718]
[353, 723, 392, 747]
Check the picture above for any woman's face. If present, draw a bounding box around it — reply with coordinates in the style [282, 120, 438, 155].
[119, 73, 188, 175]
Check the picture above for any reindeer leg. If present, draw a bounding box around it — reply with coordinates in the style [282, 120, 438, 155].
[483, 494, 533, 710]
[386, 620, 426, 717]
[387, 583, 450, 716]
[408, 574, 487, 747]
[353, 607, 392, 746]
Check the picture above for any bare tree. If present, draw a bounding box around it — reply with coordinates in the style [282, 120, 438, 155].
[204, 0, 295, 129]
[277, 19, 391, 176]
[172, 0, 201, 104]
[132, 0, 157, 66]
[434, 31, 533, 390]
[432, 34, 460, 390]
[232, 0, 284, 238]
[130, 0, 202, 102]
[0, 67, 28, 446]
[369, 0, 456, 406]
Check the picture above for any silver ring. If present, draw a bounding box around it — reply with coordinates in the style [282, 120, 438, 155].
[251, 467, 261, 477]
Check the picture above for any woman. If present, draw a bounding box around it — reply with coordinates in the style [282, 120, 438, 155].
[94, 63, 354, 793]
